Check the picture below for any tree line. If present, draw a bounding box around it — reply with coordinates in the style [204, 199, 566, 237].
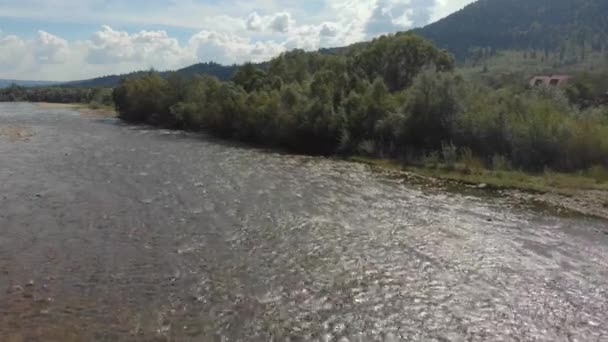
[67, 62, 240, 88]
[0, 85, 113, 106]
[112, 32, 608, 173]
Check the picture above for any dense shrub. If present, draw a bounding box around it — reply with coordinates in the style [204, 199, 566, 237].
[397, 70, 463, 152]
[112, 32, 608, 173]
[0, 84, 113, 105]
[453, 84, 608, 171]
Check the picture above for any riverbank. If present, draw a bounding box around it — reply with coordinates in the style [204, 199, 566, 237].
[36, 102, 116, 118]
[26, 102, 608, 219]
[350, 156, 608, 220]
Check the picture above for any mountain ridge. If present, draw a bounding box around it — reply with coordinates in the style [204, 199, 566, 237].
[63, 62, 241, 88]
[0, 79, 61, 88]
[413, 0, 608, 59]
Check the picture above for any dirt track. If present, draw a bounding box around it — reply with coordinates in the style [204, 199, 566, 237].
[1, 102, 608, 341]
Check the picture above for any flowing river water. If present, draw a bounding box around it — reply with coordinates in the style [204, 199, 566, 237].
[1, 102, 608, 341]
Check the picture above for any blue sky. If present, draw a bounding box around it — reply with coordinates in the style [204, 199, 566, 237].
[0, 0, 474, 81]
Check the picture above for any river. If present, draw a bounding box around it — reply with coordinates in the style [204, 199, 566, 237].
[1, 102, 607, 341]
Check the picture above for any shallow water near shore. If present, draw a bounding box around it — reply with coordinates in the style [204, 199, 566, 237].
[1, 102, 608, 341]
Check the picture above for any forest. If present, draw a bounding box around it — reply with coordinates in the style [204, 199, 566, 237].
[64, 62, 239, 88]
[0, 85, 113, 106]
[414, 0, 608, 61]
[112, 32, 608, 173]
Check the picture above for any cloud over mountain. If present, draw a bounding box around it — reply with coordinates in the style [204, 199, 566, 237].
[0, 0, 474, 80]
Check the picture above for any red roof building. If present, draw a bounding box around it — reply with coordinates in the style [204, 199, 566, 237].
[529, 75, 571, 87]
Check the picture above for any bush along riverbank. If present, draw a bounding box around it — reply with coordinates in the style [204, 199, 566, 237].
[0, 85, 114, 108]
[112, 32, 608, 193]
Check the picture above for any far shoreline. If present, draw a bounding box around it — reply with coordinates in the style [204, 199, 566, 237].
[36, 102, 117, 118]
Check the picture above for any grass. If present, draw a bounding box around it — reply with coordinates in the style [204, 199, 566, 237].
[350, 156, 608, 195]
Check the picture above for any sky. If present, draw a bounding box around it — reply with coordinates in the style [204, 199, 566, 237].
[0, 0, 474, 81]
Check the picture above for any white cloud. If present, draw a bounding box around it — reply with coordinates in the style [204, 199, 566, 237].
[188, 30, 285, 64]
[86, 26, 194, 68]
[34, 31, 69, 64]
[245, 11, 294, 33]
[246, 12, 264, 31]
[0, 30, 73, 78]
[0, 1, 477, 80]
[269, 12, 292, 33]
[0, 1, 476, 32]
[326, 0, 376, 44]
[365, 0, 437, 37]
[284, 26, 321, 50]
[319, 23, 338, 37]
[0, 34, 30, 74]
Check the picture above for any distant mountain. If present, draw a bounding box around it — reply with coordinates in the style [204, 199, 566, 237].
[63, 71, 149, 88]
[0, 79, 60, 88]
[65, 62, 241, 88]
[413, 0, 608, 59]
[15, 0, 607, 89]
[172, 62, 241, 80]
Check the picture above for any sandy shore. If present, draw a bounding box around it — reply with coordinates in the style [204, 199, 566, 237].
[0, 126, 33, 142]
[36, 102, 117, 118]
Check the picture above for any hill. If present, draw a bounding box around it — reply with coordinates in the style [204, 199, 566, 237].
[413, 0, 608, 60]
[0, 79, 60, 88]
[66, 62, 240, 88]
[172, 62, 241, 81]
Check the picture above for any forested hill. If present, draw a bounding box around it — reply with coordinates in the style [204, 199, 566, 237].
[413, 0, 608, 59]
[0, 79, 60, 88]
[66, 62, 240, 87]
[112, 31, 608, 173]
